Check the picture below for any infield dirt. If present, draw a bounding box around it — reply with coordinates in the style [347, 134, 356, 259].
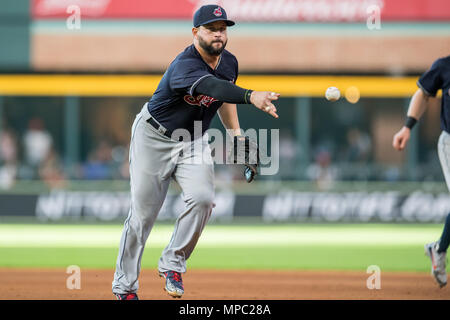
[0, 268, 449, 300]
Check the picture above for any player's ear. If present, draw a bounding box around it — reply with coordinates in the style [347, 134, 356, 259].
[192, 27, 198, 37]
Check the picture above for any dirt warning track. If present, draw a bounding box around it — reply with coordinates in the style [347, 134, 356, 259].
[0, 268, 449, 300]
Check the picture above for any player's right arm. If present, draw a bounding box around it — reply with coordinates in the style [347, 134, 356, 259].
[194, 77, 280, 118]
[392, 89, 430, 151]
[393, 57, 444, 151]
[169, 56, 280, 118]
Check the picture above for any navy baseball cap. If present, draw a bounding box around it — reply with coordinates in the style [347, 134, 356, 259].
[193, 5, 235, 28]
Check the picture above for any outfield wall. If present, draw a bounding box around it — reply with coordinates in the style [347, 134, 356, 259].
[1, 188, 449, 223]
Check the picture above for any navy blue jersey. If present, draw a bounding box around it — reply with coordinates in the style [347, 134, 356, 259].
[418, 56, 450, 132]
[148, 44, 238, 136]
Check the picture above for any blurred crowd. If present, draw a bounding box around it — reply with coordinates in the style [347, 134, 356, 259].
[0, 116, 443, 191]
[305, 127, 373, 188]
[0, 117, 130, 190]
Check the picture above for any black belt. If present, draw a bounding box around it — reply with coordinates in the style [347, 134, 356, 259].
[146, 117, 172, 139]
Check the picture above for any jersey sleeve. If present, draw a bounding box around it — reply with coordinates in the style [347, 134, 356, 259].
[417, 58, 444, 97]
[169, 58, 213, 95]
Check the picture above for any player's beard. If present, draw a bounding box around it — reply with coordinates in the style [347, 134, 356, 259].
[198, 36, 227, 56]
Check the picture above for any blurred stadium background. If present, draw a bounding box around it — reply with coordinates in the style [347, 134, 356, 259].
[1, 0, 450, 281]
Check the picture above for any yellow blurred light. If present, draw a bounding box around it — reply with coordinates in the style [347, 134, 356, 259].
[345, 86, 361, 104]
[0, 75, 420, 97]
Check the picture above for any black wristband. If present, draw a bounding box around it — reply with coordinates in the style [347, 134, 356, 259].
[244, 89, 253, 104]
[405, 116, 418, 129]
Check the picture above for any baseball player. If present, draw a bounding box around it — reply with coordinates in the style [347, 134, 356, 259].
[112, 5, 280, 300]
[393, 55, 450, 288]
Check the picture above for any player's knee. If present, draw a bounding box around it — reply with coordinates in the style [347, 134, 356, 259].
[133, 179, 163, 207]
[129, 212, 156, 231]
[190, 190, 214, 208]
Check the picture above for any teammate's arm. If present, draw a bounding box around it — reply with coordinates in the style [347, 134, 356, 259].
[194, 76, 280, 118]
[394, 57, 444, 151]
[392, 88, 432, 151]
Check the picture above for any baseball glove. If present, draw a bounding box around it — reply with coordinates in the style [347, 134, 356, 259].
[232, 135, 259, 183]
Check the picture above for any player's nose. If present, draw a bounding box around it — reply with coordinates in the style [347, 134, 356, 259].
[213, 30, 224, 37]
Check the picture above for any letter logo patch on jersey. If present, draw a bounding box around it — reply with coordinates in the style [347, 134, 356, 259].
[213, 7, 222, 17]
[184, 95, 218, 107]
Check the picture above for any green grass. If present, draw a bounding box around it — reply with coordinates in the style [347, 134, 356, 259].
[0, 245, 431, 272]
[0, 223, 443, 272]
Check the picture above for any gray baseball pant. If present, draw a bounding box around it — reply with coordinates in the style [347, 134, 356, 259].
[112, 104, 214, 294]
[438, 130, 450, 191]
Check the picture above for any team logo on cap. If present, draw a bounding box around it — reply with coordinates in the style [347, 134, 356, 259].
[213, 7, 222, 17]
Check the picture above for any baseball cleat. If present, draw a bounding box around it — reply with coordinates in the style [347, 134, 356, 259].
[159, 271, 184, 298]
[425, 242, 447, 288]
[114, 292, 139, 300]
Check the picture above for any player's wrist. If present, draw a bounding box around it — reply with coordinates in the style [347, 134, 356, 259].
[232, 128, 243, 137]
[244, 89, 253, 104]
[405, 116, 418, 130]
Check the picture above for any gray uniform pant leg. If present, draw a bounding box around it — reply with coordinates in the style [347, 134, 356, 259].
[112, 106, 178, 294]
[438, 131, 450, 191]
[158, 148, 215, 273]
[112, 104, 215, 293]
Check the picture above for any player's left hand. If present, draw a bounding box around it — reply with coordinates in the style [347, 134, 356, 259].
[232, 135, 260, 183]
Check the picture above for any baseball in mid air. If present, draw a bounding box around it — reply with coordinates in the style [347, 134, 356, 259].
[325, 87, 340, 102]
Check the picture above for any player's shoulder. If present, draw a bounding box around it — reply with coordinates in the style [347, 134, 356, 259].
[222, 49, 238, 65]
[432, 55, 450, 68]
[175, 45, 206, 63]
[171, 45, 205, 68]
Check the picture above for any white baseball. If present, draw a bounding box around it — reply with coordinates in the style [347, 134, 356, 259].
[325, 87, 340, 102]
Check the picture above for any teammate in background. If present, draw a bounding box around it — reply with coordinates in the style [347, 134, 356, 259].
[393, 55, 450, 288]
[112, 5, 280, 300]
